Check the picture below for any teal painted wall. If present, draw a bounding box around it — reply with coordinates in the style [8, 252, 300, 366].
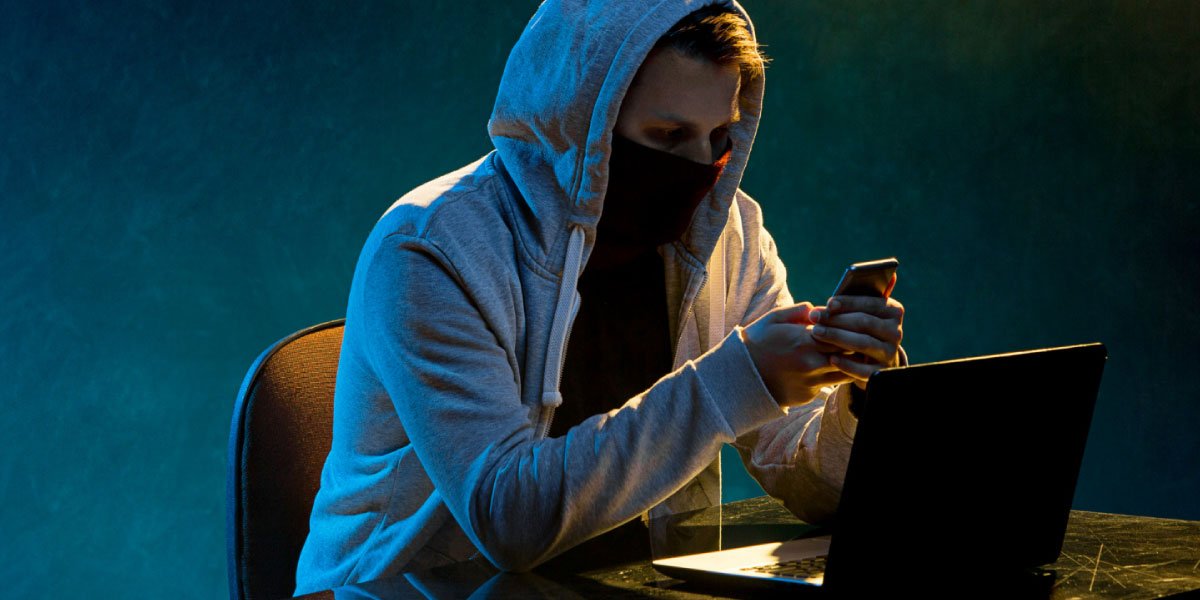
[1, 2, 1195, 597]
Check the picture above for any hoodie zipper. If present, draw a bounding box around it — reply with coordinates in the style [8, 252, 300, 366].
[671, 271, 704, 370]
[640, 271, 702, 529]
[641, 238, 725, 526]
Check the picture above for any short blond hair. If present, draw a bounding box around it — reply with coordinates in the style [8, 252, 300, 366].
[656, 5, 770, 82]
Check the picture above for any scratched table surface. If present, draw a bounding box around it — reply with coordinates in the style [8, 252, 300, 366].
[1051, 509, 1200, 598]
[297, 496, 1200, 599]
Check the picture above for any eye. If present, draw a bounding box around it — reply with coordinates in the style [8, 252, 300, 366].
[657, 128, 686, 143]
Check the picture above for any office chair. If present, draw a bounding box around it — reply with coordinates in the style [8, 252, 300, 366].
[227, 319, 344, 600]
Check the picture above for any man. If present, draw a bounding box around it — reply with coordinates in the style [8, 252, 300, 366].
[296, 1, 903, 593]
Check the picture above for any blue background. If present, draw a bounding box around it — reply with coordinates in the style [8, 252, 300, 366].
[1, 1, 1196, 597]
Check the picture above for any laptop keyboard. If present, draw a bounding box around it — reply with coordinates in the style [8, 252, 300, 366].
[742, 555, 828, 579]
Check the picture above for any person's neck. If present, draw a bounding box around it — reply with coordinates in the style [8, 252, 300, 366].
[585, 239, 657, 271]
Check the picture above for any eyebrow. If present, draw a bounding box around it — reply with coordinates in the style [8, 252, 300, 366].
[651, 110, 742, 126]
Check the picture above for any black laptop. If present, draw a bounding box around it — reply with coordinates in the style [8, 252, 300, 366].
[653, 343, 1107, 597]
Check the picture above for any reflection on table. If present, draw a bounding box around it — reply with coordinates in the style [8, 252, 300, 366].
[296, 495, 1200, 599]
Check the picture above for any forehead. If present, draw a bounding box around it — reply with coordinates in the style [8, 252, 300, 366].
[621, 48, 742, 124]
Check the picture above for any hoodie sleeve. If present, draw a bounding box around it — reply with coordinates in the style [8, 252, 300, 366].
[360, 233, 785, 571]
[729, 207, 862, 525]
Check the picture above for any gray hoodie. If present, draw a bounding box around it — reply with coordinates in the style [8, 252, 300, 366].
[295, 0, 859, 593]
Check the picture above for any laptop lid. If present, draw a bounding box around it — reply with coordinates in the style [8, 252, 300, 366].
[652, 343, 1107, 594]
[823, 343, 1107, 587]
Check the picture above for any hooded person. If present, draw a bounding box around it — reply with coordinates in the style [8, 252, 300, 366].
[295, 0, 906, 593]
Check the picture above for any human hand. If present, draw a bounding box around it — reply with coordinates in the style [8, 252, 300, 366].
[807, 276, 904, 389]
[739, 303, 856, 408]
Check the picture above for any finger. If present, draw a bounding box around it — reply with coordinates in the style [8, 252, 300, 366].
[829, 353, 887, 382]
[779, 371, 855, 408]
[810, 324, 895, 364]
[886, 296, 905, 324]
[769, 302, 815, 325]
[788, 322, 849, 354]
[812, 340, 844, 354]
[820, 312, 902, 345]
[795, 350, 841, 375]
[809, 370, 854, 387]
[824, 295, 901, 319]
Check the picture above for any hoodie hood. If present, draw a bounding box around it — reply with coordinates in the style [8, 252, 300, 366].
[487, 0, 765, 271]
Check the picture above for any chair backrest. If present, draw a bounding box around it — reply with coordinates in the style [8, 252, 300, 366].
[227, 320, 344, 600]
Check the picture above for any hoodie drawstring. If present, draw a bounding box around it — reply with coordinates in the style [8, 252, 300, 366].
[538, 224, 586, 438]
[536, 227, 724, 437]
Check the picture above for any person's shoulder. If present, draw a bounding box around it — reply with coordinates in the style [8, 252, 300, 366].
[372, 153, 512, 244]
[731, 187, 765, 215]
[356, 152, 523, 285]
[719, 188, 784, 268]
[726, 187, 769, 234]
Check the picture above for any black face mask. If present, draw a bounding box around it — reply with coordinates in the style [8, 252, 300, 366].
[596, 134, 733, 252]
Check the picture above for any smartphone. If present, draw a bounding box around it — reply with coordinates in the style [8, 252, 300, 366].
[831, 257, 899, 299]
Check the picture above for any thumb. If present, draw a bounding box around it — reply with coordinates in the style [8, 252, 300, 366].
[770, 302, 815, 325]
